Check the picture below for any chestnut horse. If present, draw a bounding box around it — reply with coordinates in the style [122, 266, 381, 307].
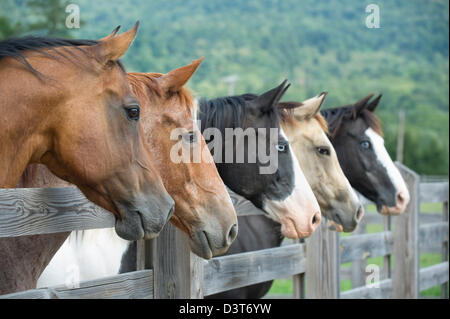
[0, 23, 174, 240]
[2, 58, 238, 293]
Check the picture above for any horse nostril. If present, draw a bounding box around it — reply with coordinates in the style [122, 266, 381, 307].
[311, 212, 321, 228]
[397, 192, 405, 206]
[227, 224, 238, 244]
[355, 206, 364, 222]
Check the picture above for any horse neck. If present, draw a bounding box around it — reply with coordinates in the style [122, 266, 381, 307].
[0, 73, 53, 187]
[0, 232, 70, 294]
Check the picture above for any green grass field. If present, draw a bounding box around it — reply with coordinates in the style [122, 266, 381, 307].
[267, 202, 448, 298]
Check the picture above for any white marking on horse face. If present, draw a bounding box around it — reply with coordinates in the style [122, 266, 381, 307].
[263, 129, 320, 238]
[365, 128, 410, 205]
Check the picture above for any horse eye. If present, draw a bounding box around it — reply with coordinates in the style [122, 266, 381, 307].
[317, 147, 330, 156]
[183, 131, 197, 144]
[276, 143, 287, 152]
[125, 106, 140, 121]
[360, 141, 371, 149]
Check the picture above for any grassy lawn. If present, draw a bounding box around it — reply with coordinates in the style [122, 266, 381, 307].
[268, 202, 448, 298]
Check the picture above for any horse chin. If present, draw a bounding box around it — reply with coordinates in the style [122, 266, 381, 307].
[327, 219, 344, 232]
[114, 211, 161, 241]
[380, 205, 405, 215]
[190, 231, 213, 259]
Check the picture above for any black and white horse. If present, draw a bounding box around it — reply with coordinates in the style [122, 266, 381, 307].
[206, 93, 410, 299]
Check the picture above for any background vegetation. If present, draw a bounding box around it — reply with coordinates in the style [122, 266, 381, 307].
[1, 0, 448, 175]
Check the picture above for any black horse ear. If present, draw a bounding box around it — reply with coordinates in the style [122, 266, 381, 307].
[352, 93, 374, 118]
[251, 79, 291, 113]
[367, 94, 382, 112]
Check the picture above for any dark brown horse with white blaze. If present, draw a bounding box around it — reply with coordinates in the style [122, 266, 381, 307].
[0, 23, 174, 240]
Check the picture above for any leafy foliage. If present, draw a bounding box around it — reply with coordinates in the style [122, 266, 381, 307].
[1, 0, 448, 174]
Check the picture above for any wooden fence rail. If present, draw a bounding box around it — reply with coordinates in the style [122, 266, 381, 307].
[0, 163, 448, 299]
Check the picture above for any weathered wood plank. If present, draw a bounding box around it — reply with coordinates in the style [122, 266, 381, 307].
[292, 238, 306, 299]
[363, 213, 442, 226]
[203, 243, 306, 296]
[0, 187, 114, 237]
[419, 262, 449, 292]
[0, 270, 153, 299]
[305, 221, 339, 299]
[147, 223, 191, 298]
[442, 201, 448, 298]
[351, 220, 367, 288]
[190, 253, 205, 299]
[341, 278, 392, 299]
[420, 182, 449, 203]
[392, 163, 420, 299]
[340, 231, 392, 264]
[382, 215, 392, 280]
[419, 222, 449, 250]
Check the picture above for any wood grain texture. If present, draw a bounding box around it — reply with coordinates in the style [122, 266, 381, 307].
[442, 201, 448, 298]
[0, 270, 153, 299]
[340, 231, 393, 263]
[419, 262, 449, 292]
[341, 278, 392, 299]
[392, 163, 420, 299]
[0, 187, 114, 237]
[203, 243, 306, 296]
[147, 223, 192, 298]
[419, 182, 449, 203]
[305, 221, 339, 299]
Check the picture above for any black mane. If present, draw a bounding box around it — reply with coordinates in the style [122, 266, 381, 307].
[0, 36, 124, 76]
[198, 93, 280, 135]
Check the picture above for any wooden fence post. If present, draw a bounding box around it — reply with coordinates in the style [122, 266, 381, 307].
[145, 223, 202, 298]
[306, 220, 340, 298]
[382, 215, 392, 280]
[442, 200, 448, 299]
[351, 218, 367, 288]
[293, 238, 306, 298]
[392, 162, 420, 299]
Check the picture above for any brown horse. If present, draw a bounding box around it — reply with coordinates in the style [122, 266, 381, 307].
[1, 58, 238, 293]
[0, 23, 174, 240]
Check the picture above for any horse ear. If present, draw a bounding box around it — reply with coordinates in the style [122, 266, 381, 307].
[352, 93, 374, 118]
[250, 80, 290, 113]
[158, 57, 204, 93]
[293, 92, 328, 121]
[99, 26, 121, 42]
[367, 94, 382, 112]
[91, 21, 139, 64]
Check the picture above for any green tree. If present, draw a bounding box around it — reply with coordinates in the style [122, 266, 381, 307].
[26, 0, 72, 37]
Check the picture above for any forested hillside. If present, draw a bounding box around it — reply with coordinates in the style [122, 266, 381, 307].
[1, 0, 449, 174]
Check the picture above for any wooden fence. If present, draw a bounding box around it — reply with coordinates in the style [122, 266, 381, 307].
[0, 163, 448, 299]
